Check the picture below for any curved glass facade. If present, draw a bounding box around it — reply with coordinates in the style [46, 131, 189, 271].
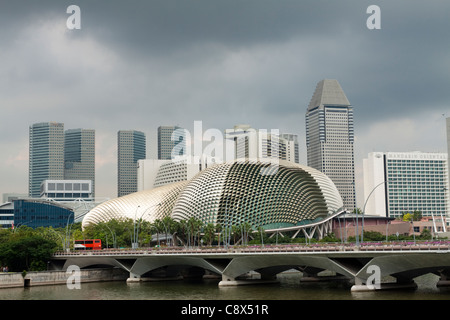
[83, 160, 343, 231]
[14, 199, 74, 229]
[172, 160, 343, 229]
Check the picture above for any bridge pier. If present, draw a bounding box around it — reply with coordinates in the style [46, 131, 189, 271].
[436, 269, 450, 287]
[218, 273, 279, 287]
[126, 272, 141, 283]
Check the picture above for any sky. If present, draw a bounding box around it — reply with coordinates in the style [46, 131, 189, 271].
[0, 0, 449, 207]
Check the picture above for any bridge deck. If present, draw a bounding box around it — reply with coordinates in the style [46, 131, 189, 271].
[53, 241, 450, 257]
[51, 242, 450, 291]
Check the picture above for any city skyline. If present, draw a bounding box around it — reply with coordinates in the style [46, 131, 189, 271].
[1, 1, 449, 208]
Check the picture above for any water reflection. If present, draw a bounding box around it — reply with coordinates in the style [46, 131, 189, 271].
[0, 272, 449, 300]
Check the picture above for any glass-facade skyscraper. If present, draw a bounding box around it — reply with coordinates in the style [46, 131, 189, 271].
[29, 122, 65, 198]
[305, 79, 356, 210]
[158, 126, 185, 160]
[29, 122, 96, 199]
[117, 130, 146, 197]
[64, 129, 95, 196]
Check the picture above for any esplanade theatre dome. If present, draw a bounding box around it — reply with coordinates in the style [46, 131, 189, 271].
[82, 160, 343, 230]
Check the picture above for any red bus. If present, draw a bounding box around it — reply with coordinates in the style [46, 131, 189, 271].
[74, 239, 102, 250]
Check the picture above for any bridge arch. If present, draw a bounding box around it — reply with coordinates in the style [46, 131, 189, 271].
[221, 255, 357, 281]
[356, 253, 450, 283]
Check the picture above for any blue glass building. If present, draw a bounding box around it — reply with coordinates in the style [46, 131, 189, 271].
[13, 199, 74, 229]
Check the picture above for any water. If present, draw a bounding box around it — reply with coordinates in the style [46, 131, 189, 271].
[0, 272, 449, 300]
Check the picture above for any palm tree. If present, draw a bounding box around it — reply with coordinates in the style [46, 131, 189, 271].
[239, 222, 253, 246]
[203, 223, 216, 246]
[187, 217, 203, 247]
[152, 219, 165, 246]
[215, 223, 223, 247]
[162, 216, 176, 246]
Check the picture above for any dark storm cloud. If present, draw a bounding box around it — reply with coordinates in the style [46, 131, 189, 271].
[0, 0, 449, 199]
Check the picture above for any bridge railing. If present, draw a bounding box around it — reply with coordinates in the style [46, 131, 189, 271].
[53, 241, 450, 256]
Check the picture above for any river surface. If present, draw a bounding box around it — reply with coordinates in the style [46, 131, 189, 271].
[2, 272, 448, 319]
[1, 272, 449, 300]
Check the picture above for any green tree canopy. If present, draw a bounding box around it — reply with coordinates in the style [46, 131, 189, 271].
[0, 235, 58, 271]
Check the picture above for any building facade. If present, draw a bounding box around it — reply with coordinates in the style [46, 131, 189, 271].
[13, 199, 74, 229]
[305, 79, 356, 210]
[0, 199, 74, 229]
[29, 123, 96, 198]
[64, 128, 95, 196]
[137, 156, 218, 191]
[40, 180, 93, 200]
[158, 126, 186, 160]
[225, 125, 299, 163]
[363, 152, 449, 219]
[117, 130, 146, 197]
[83, 160, 343, 232]
[280, 133, 300, 164]
[29, 122, 65, 198]
[447, 117, 450, 195]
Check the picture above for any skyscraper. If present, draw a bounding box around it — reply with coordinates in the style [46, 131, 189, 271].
[117, 130, 146, 197]
[157, 126, 186, 160]
[224, 125, 299, 163]
[363, 152, 449, 219]
[29, 122, 65, 198]
[64, 128, 95, 196]
[280, 133, 300, 164]
[305, 79, 356, 210]
[447, 117, 450, 195]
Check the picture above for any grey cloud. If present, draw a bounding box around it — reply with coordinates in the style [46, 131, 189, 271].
[0, 0, 449, 200]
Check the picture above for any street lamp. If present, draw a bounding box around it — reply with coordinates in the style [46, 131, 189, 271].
[133, 203, 161, 249]
[361, 180, 391, 243]
[65, 212, 75, 251]
[133, 206, 140, 249]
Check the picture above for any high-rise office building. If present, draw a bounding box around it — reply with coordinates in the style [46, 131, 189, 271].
[64, 129, 95, 196]
[225, 125, 260, 160]
[305, 79, 356, 210]
[224, 125, 299, 163]
[117, 130, 146, 197]
[363, 151, 449, 219]
[280, 133, 300, 164]
[158, 126, 186, 160]
[447, 117, 450, 195]
[29, 122, 65, 198]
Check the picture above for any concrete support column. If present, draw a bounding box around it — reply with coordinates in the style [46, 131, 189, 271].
[126, 272, 141, 283]
[437, 270, 450, 287]
[218, 274, 237, 287]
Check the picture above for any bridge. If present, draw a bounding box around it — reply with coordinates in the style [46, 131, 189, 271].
[50, 242, 450, 291]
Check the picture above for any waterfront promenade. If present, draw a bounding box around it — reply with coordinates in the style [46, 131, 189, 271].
[51, 241, 450, 291]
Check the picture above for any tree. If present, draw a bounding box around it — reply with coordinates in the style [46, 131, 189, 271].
[215, 223, 223, 247]
[162, 216, 177, 246]
[83, 218, 134, 248]
[402, 211, 422, 222]
[239, 222, 253, 246]
[0, 235, 58, 271]
[186, 217, 203, 247]
[203, 223, 216, 246]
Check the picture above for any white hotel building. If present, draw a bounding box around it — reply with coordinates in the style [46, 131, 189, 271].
[363, 151, 449, 219]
